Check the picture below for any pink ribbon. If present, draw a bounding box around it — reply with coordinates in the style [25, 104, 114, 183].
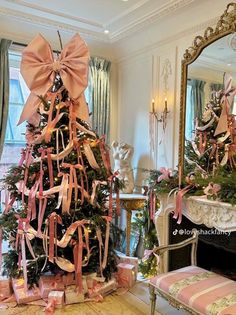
[149, 190, 156, 221]
[108, 171, 120, 217]
[157, 167, 172, 182]
[173, 185, 193, 224]
[18, 33, 90, 126]
[99, 137, 112, 176]
[215, 73, 236, 136]
[61, 162, 84, 212]
[48, 212, 62, 263]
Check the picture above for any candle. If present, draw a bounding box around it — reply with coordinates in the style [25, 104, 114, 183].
[152, 99, 155, 113]
[164, 97, 168, 112]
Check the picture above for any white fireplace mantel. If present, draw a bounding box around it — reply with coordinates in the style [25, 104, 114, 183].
[184, 196, 236, 232]
[155, 194, 236, 272]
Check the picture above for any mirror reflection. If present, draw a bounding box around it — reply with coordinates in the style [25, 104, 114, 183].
[184, 33, 236, 173]
[186, 34, 236, 141]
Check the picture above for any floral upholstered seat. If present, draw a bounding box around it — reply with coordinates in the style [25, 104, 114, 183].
[150, 265, 236, 315]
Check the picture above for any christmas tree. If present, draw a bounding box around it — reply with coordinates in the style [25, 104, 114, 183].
[0, 33, 120, 296]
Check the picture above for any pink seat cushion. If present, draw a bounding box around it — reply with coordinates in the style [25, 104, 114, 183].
[150, 265, 236, 315]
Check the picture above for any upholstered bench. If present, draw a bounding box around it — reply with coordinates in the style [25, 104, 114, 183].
[149, 230, 236, 315]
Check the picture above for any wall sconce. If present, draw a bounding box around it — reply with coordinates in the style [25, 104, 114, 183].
[150, 98, 170, 131]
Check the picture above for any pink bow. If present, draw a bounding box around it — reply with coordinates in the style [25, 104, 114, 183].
[214, 73, 236, 136]
[157, 167, 172, 182]
[203, 182, 221, 197]
[18, 33, 90, 125]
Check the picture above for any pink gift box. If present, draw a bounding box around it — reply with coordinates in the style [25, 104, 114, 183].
[0, 277, 12, 300]
[65, 285, 85, 304]
[117, 263, 136, 288]
[12, 278, 41, 304]
[88, 278, 117, 298]
[39, 274, 64, 299]
[48, 290, 64, 308]
[62, 273, 76, 287]
[117, 255, 139, 277]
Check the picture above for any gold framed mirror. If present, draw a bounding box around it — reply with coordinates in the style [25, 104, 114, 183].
[178, 2, 236, 180]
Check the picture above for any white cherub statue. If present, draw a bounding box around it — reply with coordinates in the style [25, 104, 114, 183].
[111, 141, 134, 194]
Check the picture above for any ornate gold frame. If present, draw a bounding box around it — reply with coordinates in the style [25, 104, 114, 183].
[178, 2, 236, 179]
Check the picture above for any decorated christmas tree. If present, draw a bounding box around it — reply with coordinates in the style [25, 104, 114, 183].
[0, 33, 122, 303]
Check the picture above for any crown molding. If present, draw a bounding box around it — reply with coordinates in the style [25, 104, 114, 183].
[5, 0, 104, 29]
[109, 0, 195, 42]
[0, 7, 109, 42]
[116, 17, 219, 63]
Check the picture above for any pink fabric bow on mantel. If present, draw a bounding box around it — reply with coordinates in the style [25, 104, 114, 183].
[214, 72, 236, 136]
[157, 167, 172, 182]
[18, 33, 90, 126]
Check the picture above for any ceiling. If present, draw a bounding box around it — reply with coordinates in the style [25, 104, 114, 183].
[0, 0, 196, 44]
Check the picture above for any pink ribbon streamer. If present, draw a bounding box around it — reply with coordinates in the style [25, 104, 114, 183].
[173, 185, 193, 224]
[215, 73, 236, 136]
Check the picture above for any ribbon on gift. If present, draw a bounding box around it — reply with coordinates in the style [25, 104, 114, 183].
[173, 185, 193, 224]
[157, 167, 172, 182]
[18, 33, 90, 126]
[215, 73, 236, 136]
[45, 298, 56, 315]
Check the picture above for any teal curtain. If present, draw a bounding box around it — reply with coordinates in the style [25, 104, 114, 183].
[89, 57, 111, 142]
[0, 39, 12, 159]
[190, 79, 206, 120]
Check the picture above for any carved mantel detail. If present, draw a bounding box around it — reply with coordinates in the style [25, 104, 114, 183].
[155, 194, 236, 272]
[184, 196, 236, 232]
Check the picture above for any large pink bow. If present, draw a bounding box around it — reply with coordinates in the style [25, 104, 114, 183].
[18, 33, 90, 125]
[214, 73, 236, 136]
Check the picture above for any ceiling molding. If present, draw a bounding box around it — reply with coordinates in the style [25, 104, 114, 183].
[116, 16, 219, 63]
[6, 0, 104, 29]
[1, 0, 196, 43]
[109, 0, 195, 42]
[0, 7, 109, 42]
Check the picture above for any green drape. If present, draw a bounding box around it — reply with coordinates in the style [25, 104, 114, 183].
[89, 57, 111, 142]
[190, 79, 206, 120]
[0, 39, 12, 159]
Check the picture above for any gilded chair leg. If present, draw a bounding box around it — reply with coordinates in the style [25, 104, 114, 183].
[149, 284, 156, 315]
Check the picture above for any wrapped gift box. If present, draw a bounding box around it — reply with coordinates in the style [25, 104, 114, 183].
[88, 278, 117, 299]
[12, 278, 41, 304]
[48, 290, 64, 308]
[39, 274, 64, 299]
[62, 273, 76, 287]
[117, 263, 136, 288]
[65, 285, 84, 304]
[0, 276, 12, 300]
[117, 254, 139, 277]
